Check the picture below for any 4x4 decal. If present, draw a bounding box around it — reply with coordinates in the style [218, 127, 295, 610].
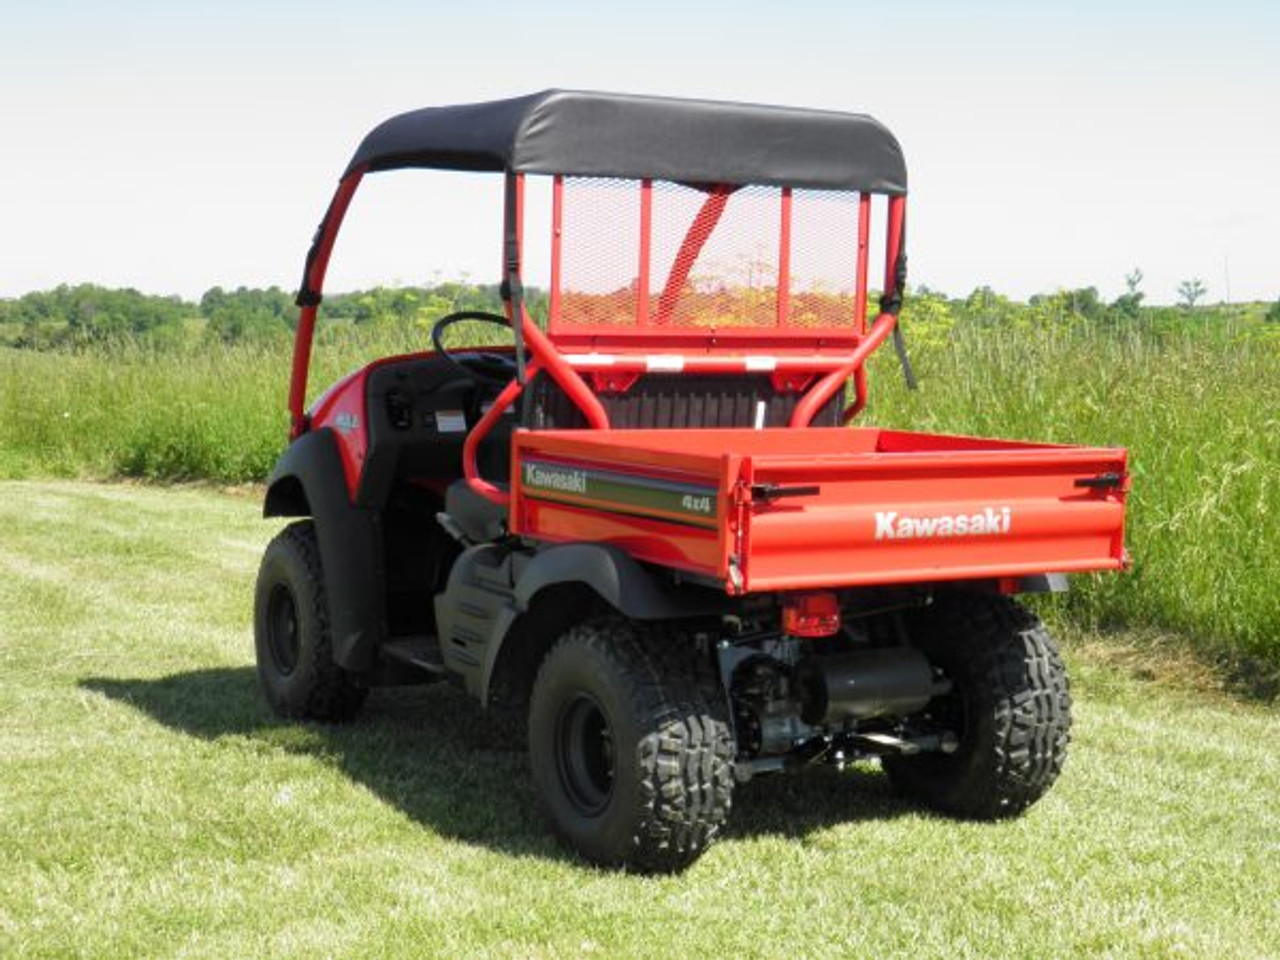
[521, 458, 718, 527]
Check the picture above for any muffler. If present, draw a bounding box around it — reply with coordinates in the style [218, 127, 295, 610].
[795, 648, 948, 725]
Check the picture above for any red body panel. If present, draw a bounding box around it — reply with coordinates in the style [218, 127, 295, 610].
[307, 367, 370, 494]
[510, 428, 1128, 595]
[307, 349, 440, 498]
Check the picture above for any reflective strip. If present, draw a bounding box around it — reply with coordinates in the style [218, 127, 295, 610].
[745, 356, 778, 371]
[564, 353, 616, 366]
[646, 355, 686, 372]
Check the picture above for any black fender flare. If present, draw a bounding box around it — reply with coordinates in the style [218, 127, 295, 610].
[513, 543, 727, 619]
[475, 543, 731, 705]
[263, 429, 386, 672]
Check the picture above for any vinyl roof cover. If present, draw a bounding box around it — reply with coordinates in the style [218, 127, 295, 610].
[344, 89, 907, 194]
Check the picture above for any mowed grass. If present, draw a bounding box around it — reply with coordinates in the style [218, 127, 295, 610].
[1, 481, 1277, 958]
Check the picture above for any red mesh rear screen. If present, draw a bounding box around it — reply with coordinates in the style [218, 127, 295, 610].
[553, 178, 863, 335]
[556, 179, 641, 328]
[649, 182, 779, 328]
[791, 189, 861, 328]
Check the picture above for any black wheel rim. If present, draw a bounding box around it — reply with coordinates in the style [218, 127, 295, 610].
[554, 693, 615, 816]
[266, 584, 301, 676]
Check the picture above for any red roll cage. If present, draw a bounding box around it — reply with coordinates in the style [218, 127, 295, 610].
[288, 92, 908, 506]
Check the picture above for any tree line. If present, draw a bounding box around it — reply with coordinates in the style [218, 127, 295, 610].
[1, 278, 1275, 350]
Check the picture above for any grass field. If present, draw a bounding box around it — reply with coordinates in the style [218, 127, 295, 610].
[864, 324, 1279, 675]
[2, 322, 1276, 679]
[2, 480, 1277, 958]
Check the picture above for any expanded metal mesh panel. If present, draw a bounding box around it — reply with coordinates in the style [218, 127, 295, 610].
[557, 178, 640, 328]
[553, 178, 863, 334]
[649, 182, 780, 329]
[790, 189, 861, 328]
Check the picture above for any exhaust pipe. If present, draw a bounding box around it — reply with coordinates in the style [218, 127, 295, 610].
[795, 648, 947, 726]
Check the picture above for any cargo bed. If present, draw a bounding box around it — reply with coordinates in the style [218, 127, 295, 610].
[510, 427, 1128, 594]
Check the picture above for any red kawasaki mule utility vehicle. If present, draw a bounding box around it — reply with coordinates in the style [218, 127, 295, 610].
[256, 91, 1129, 872]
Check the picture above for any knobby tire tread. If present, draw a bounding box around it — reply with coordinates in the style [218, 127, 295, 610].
[531, 618, 734, 873]
[884, 593, 1071, 819]
[258, 521, 367, 722]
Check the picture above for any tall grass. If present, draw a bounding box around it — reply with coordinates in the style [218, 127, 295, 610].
[1, 322, 1276, 669]
[0, 325, 425, 483]
[867, 323, 1279, 668]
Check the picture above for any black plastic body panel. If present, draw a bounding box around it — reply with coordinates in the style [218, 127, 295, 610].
[358, 355, 513, 508]
[511, 543, 731, 620]
[264, 428, 386, 672]
[435, 541, 733, 704]
[525, 372, 842, 430]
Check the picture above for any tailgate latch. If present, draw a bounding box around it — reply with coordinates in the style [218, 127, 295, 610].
[751, 483, 821, 501]
[1073, 472, 1126, 491]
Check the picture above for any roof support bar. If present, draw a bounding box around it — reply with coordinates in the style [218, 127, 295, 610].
[776, 188, 792, 327]
[637, 179, 653, 325]
[501, 172, 530, 384]
[790, 195, 907, 427]
[289, 169, 364, 439]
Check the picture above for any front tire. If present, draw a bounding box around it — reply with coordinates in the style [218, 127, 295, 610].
[254, 520, 367, 721]
[883, 592, 1071, 819]
[528, 619, 734, 873]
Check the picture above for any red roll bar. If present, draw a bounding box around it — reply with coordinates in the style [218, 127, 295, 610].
[289, 169, 365, 439]
[288, 170, 608, 453]
[790, 194, 906, 427]
[289, 170, 907, 506]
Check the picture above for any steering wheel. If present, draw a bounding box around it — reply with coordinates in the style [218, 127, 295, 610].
[430, 310, 522, 386]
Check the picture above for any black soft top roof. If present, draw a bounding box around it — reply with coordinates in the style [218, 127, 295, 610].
[344, 89, 907, 194]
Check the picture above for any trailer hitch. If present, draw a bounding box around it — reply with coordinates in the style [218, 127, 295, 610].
[846, 730, 959, 756]
[733, 728, 959, 783]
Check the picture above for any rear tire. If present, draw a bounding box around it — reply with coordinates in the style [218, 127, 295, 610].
[528, 619, 733, 873]
[254, 520, 368, 721]
[883, 592, 1071, 819]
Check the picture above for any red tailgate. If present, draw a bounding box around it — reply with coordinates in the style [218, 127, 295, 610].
[510, 428, 1128, 595]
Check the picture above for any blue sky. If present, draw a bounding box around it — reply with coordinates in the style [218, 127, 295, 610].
[1, 0, 1277, 303]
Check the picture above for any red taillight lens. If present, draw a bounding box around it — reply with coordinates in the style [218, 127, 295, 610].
[782, 591, 841, 638]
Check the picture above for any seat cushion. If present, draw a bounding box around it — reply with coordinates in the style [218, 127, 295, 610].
[444, 479, 509, 542]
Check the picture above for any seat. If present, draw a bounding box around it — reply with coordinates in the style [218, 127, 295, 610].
[442, 479, 508, 543]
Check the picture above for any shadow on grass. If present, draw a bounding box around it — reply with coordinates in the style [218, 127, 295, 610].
[82, 667, 918, 865]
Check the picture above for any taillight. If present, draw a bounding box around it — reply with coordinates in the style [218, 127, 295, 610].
[782, 592, 841, 638]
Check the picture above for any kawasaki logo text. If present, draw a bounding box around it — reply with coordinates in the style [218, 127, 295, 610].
[874, 506, 1012, 540]
[524, 463, 588, 495]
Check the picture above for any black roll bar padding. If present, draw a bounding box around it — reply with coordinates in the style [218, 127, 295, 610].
[296, 193, 340, 309]
[500, 171, 529, 384]
[295, 223, 324, 308]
